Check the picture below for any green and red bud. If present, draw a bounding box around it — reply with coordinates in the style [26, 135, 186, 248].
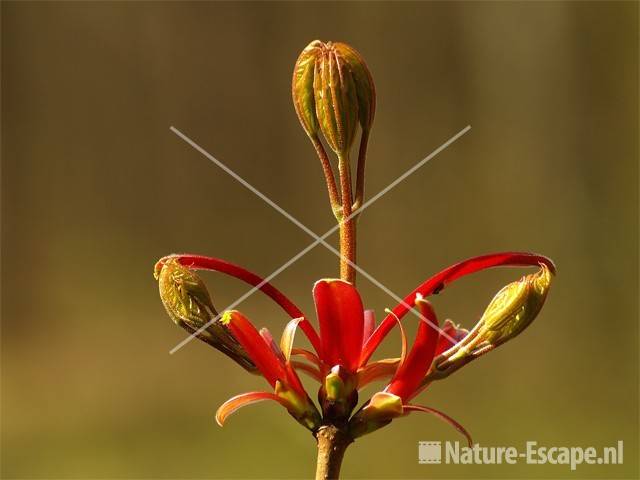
[154, 258, 256, 372]
[275, 380, 322, 431]
[349, 392, 473, 446]
[319, 365, 358, 421]
[430, 264, 554, 379]
[348, 392, 402, 438]
[292, 40, 375, 156]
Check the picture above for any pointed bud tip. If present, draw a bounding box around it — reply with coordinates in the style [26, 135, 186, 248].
[480, 263, 553, 338]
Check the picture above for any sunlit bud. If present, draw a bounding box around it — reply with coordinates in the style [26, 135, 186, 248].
[154, 258, 256, 372]
[348, 392, 402, 438]
[434, 264, 553, 376]
[324, 367, 346, 401]
[292, 41, 319, 140]
[334, 42, 376, 134]
[275, 381, 322, 431]
[292, 40, 375, 155]
[320, 365, 358, 421]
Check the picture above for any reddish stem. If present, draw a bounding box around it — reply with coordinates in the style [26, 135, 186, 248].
[354, 129, 370, 210]
[312, 137, 342, 217]
[337, 153, 356, 284]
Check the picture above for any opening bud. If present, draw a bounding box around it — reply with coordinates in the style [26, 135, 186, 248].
[320, 365, 358, 421]
[348, 392, 402, 438]
[154, 258, 256, 372]
[434, 264, 554, 376]
[275, 381, 323, 431]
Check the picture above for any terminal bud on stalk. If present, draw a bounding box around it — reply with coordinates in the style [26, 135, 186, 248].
[292, 40, 376, 284]
[293, 40, 375, 156]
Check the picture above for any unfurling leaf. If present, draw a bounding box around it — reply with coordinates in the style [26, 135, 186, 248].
[154, 258, 256, 372]
[433, 264, 554, 377]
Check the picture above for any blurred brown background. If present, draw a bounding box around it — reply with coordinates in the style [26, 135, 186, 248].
[2, 1, 638, 479]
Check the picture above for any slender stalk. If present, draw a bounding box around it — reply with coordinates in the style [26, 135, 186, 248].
[337, 153, 356, 284]
[315, 425, 353, 480]
[353, 129, 370, 211]
[312, 137, 342, 218]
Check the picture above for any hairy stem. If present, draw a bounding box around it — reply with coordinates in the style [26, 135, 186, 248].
[315, 425, 353, 480]
[353, 129, 370, 210]
[312, 137, 342, 218]
[337, 153, 356, 284]
[311, 137, 341, 215]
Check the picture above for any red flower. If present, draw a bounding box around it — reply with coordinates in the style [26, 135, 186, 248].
[155, 251, 555, 442]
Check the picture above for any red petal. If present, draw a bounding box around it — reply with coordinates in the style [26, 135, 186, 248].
[157, 254, 322, 354]
[290, 348, 322, 368]
[280, 318, 304, 361]
[357, 358, 400, 388]
[362, 310, 376, 346]
[291, 361, 323, 382]
[403, 404, 473, 447]
[387, 309, 408, 368]
[226, 311, 308, 395]
[215, 391, 289, 426]
[224, 311, 287, 387]
[313, 279, 364, 372]
[386, 300, 439, 402]
[360, 252, 555, 364]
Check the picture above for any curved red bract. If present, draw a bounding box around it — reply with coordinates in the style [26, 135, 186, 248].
[360, 252, 555, 365]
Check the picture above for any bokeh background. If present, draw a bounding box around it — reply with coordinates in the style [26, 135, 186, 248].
[2, 1, 638, 479]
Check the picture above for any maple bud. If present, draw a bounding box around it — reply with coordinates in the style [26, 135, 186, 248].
[433, 264, 554, 377]
[154, 258, 256, 372]
[292, 40, 375, 156]
[348, 392, 402, 438]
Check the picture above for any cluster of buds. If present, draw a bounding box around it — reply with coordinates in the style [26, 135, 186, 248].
[154, 258, 256, 372]
[349, 263, 553, 439]
[156, 252, 554, 444]
[155, 40, 557, 478]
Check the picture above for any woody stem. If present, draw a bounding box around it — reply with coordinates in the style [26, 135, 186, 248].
[315, 424, 353, 480]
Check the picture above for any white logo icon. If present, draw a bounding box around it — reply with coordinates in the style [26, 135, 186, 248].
[419, 441, 442, 464]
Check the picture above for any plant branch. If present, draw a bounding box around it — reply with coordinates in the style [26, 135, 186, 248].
[353, 129, 370, 211]
[312, 137, 342, 218]
[315, 424, 353, 480]
[337, 152, 356, 284]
